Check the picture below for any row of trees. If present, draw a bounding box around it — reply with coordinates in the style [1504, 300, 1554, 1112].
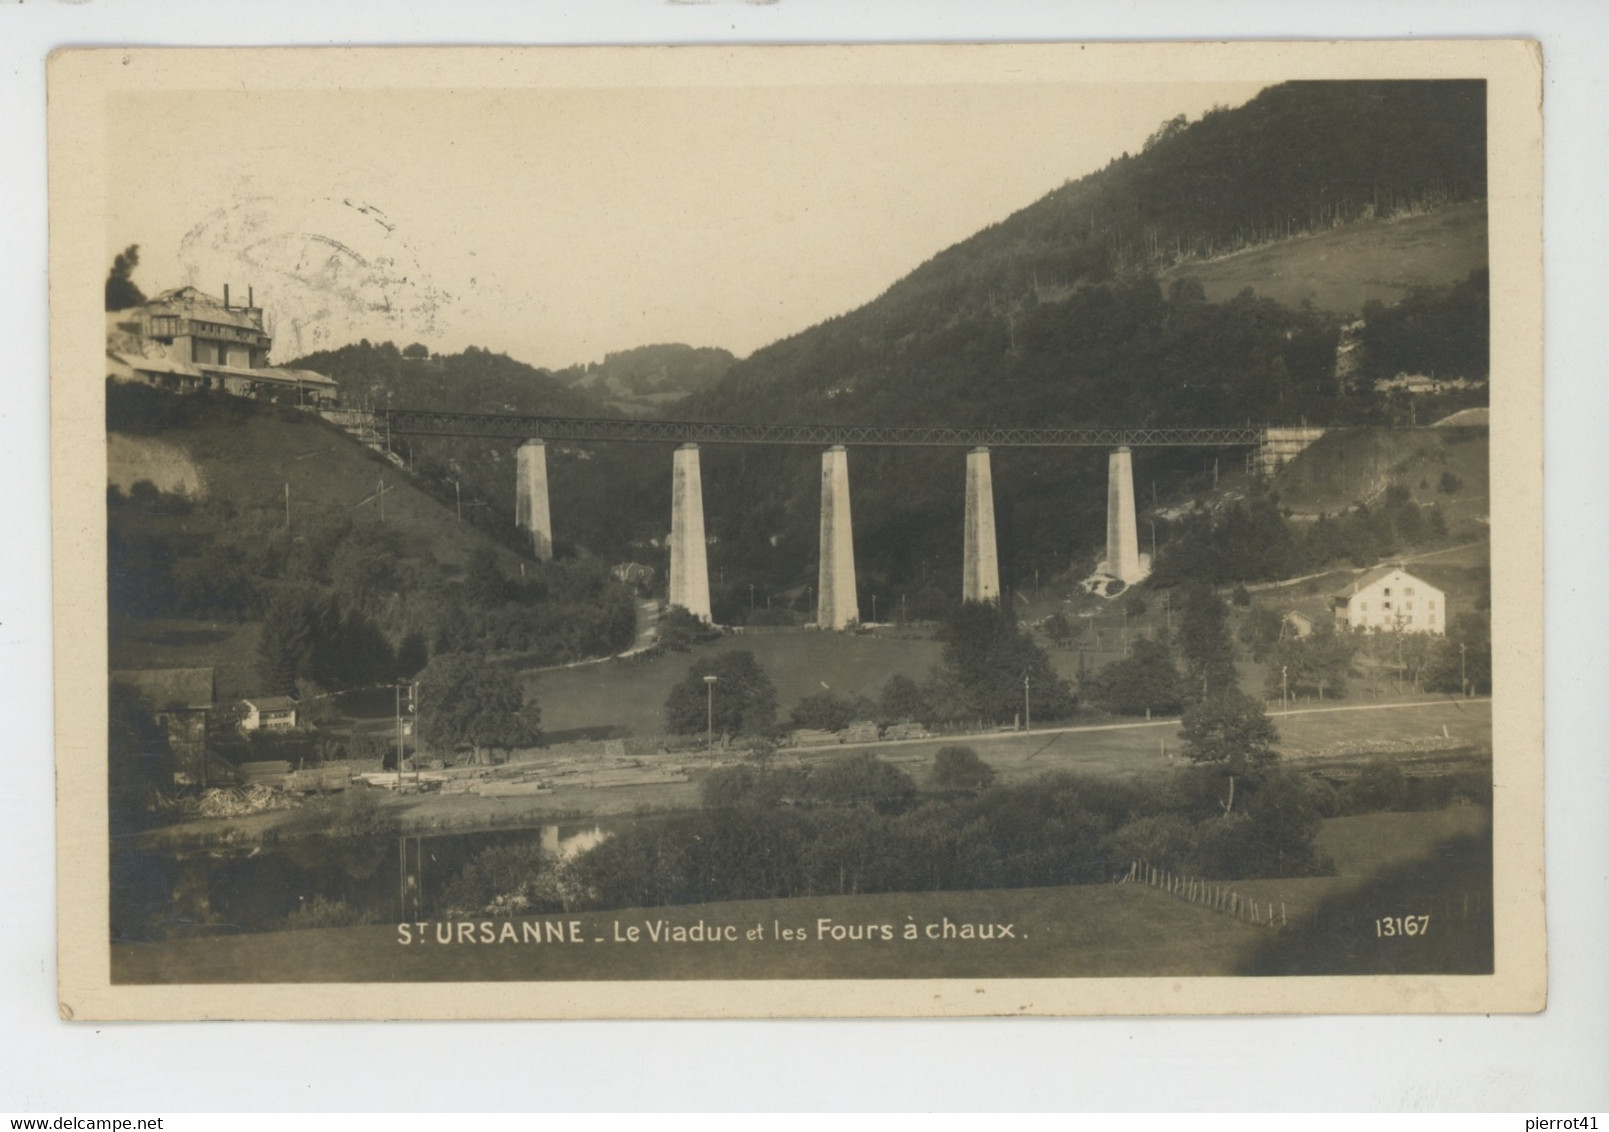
[1156, 485, 1453, 589]
[1357, 270, 1490, 383]
[450, 752, 1331, 916]
[255, 586, 424, 697]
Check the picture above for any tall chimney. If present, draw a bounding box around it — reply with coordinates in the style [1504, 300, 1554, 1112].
[223, 283, 230, 309]
[248, 285, 254, 308]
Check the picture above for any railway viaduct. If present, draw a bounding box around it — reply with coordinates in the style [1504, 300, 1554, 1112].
[383, 410, 1279, 629]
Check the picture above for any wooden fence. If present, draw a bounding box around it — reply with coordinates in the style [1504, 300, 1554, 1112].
[1118, 860, 1297, 930]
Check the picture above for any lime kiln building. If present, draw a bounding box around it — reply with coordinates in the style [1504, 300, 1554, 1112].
[1332, 565, 1446, 634]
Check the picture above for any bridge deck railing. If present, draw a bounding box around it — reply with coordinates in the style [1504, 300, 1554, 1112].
[382, 410, 1269, 448]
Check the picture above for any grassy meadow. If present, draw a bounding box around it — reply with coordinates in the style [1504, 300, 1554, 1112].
[1157, 201, 1488, 318]
[526, 627, 946, 741]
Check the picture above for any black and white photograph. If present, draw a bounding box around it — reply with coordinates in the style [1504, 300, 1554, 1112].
[50, 41, 1544, 1019]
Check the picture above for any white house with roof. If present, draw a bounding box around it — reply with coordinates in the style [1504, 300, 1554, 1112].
[240, 695, 299, 732]
[1332, 565, 1446, 635]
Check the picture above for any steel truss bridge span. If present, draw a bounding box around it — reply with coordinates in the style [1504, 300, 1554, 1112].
[383, 410, 1267, 448]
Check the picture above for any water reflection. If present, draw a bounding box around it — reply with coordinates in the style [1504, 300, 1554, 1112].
[541, 824, 609, 858]
[111, 820, 618, 942]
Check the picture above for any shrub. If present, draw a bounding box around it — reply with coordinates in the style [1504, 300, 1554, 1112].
[809, 753, 918, 815]
[1341, 760, 1412, 813]
[700, 763, 806, 809]
[876, 673, 928, 725]
[657, 604, 719, 651]
[1103, 814, 1198, 871]
[438, 840, 571, 917]
[283, 894, 367, 930]
[283, 787, 395, 840]
[930, 746, 996, 792]
[788, 691, 856, 732]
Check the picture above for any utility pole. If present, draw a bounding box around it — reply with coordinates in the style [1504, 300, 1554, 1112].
[395, 679, 405, 792]
[1022, 674, 1032, 733]
[1282, 665, 1289, 712]
[410, 681, 419, 786]
[703, 675, 718, 750]
[871, 594, 878, 623]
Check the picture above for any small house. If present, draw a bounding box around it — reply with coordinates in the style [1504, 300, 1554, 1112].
[1332, 565, 1446, 635]
[109, 667, 215, 785]
[1282, 611, 1315, 639]
[240, 695, 299, 732]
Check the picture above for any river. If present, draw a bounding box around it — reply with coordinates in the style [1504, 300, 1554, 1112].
[110, 820, 615, 942]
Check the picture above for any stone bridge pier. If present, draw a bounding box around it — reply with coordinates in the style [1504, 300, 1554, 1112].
[963, 447, 1001, 604]
[515, 439, 553, 560]
[1102, 445, 1150, 586]
[668, 443, 713, 623]
[817, 445, 859, 629]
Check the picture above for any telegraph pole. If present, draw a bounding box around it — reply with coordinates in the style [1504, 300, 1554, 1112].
[1022, 674, 1032, 733]
[372, 478, 394, 523]
[395, 679, 404, 791]
[703, 675, 718, 750]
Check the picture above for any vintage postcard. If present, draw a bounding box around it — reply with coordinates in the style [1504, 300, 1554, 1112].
[51, 41, 1544, 1019]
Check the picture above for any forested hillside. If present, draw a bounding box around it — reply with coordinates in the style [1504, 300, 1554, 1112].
[688, 80, 1485, 428]
[107, 383, 638, 703]
[551, 343, 735, 415]
[291, 340, 607, 419]
[866, 80, 1484, 335]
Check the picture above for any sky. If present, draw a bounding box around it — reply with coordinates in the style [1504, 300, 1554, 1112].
[108, 80, 1266, 370]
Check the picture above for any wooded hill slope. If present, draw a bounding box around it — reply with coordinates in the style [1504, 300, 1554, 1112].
[689, 80, 1486, 430]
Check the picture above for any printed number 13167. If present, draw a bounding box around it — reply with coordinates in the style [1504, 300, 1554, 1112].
[1376, 915, 1430, 937]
